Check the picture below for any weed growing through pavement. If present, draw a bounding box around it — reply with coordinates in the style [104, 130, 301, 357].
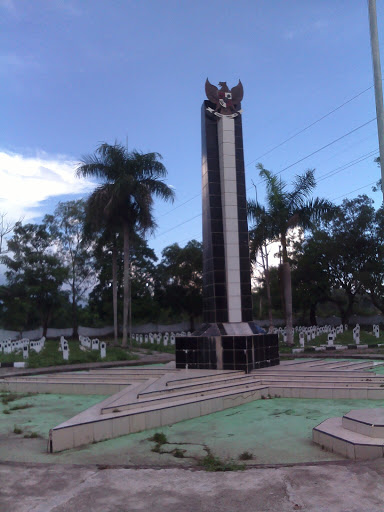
[9, 404, 33, 411]
[149, 432, 167, 445]
[238, 451, 253, 461]
[23, 432, 40, 439]
[200, 450, 245, 472]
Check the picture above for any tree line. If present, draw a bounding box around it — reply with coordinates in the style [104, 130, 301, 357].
[249, 165, 384, 339]
[0, 143, 202, 345]
[0, 143, 383, 344]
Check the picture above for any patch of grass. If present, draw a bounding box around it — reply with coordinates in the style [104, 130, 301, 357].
[238, 451, 253, 461]
[1, 393, 30, 405]
[172, 448, 185, 458]
[149, 432, 167, 445]
[13, 425, 23, 434]
[23, 432, 40, 439]
[200, 451, 245, 472]
[132, 340, 175, 355]
[0, 339, 139, 368]
[9, 403, 33, 411]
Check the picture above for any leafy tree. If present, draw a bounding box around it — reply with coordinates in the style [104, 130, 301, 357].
[0, 211, 20, 256]
[248, 165, 334, 343]
[155, 240, 203, 330]
[351, 202, 384, 316]
[1, 222, 68, 335]
[299, 195, 378, 324]
[291, 237, 332, 325]
[44, 199, 96, 338]
[76, 142, 175, 346]
[87, 225, 121, 341]
[249, 206, 277, 329]
[89, 233, 158, 326]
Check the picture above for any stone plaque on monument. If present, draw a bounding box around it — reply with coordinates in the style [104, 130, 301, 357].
[175, 80, 279, 372]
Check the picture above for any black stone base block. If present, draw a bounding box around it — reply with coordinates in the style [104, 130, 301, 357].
[175, 333, 279, 373]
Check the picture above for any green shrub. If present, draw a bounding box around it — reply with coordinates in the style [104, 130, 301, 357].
[149, 432, 167, 445]
[200, 452, 245, 472]
[238, 451, 253, 461]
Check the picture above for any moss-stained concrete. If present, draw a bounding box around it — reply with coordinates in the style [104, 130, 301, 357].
[2, 391, 384, 466]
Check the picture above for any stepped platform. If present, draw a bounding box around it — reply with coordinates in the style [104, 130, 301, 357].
[2, 358, 384, 453]
[313, 408, 384, 459]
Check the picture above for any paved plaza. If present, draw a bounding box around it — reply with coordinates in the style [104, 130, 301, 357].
[1, 459, 384, 512]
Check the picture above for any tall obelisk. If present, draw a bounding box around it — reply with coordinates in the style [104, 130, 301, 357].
[175, 80, 279, 372]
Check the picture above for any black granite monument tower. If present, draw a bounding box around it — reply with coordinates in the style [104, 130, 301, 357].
[175, 80, 279, 372]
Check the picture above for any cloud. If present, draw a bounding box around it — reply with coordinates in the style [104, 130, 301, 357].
[283, 19, 330, 40]
[0, 150, 95, 221]
[0, 54, 39, 75]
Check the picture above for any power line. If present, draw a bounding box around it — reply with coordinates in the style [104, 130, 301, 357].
[157, 85, 375, 220]
[152, 146, 379, 242]
[151, 213, 201, 239]
[247, 119, 377, 193]
[330, 180, 378, 201]
[316, 149, 379, 183]
[245, 85, 374, 167]
[152, 98, 378, 243]
[271, 118, 377, 177]
[157, 193, 200, 218]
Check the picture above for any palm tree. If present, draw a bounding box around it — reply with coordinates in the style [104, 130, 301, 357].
[248, 164, 334, 344]
[77, 142, 175, 346]
[248, 206, 276, 330]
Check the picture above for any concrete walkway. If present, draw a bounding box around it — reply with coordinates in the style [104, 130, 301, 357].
[1, 460, 384, 511]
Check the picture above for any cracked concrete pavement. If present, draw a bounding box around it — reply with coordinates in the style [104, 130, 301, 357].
[1, 460, 384, 512]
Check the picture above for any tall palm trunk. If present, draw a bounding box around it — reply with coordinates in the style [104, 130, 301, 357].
[111, 236, 118, 344]
[264, 267, 273, 330]
[122, 222, 131, 347]
[281, 235, 293, 345]
[260, 247, 273, 330]
[71, 263, 78, 339]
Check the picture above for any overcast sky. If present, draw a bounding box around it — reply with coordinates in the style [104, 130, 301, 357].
[1, 0, 384, 260]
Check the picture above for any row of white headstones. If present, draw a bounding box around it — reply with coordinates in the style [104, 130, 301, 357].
[271, 324, 381, 347]
[0, 337, 46, 358]
[71, 335, 107, 360]
[131, 331, 192, 346]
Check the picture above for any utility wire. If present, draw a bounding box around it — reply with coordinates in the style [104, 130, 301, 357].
[157, 193, 200, 218]
[269, 118, 377, 177]
[246, 120, 377, 193]
[153, 213, 201, 239]
[245, 85, 374, 167]
[156, 85, 374, 220]
[331, 180, 378, 201]
[316, 149, 379, 183]
[152, 146, 379, 241]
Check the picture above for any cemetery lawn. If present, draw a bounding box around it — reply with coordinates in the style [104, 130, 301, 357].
[2, 390, 384, 466]
[279, 329, 384, 353]
[0, 339, 139, 367]
[131, 339, 175, 354]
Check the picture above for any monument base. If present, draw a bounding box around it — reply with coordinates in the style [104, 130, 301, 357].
[175, 323, 279, 373]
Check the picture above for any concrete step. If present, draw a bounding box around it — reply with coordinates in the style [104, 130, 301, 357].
[260, 378, 384, 387]
[313, 416, 384, 460]
[140, 374, 260, 397]
[165, 370, 244, 387]
[102, 381, 266, 414]
[342, 408, 384, 438]
[50, 384, 269, 452]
